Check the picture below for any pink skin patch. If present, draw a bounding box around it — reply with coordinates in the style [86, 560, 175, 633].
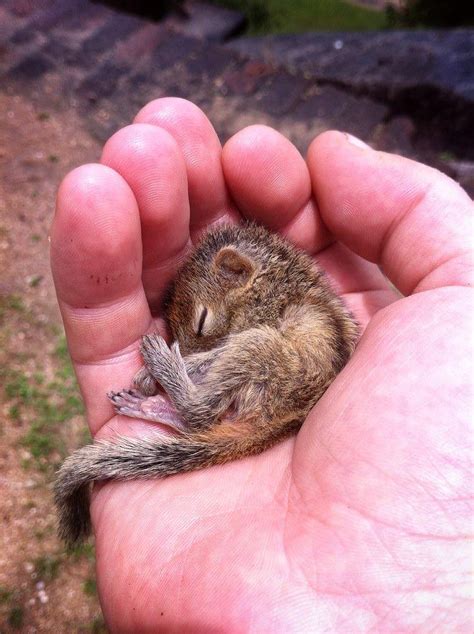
[107, 389, 187, 433]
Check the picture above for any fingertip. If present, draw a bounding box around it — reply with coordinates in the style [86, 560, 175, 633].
[134, 97, 210, 131]
[134, 97, 236, 228]
[101, 123, 184, 173]
[100, 123, 190, 256]
[222, 124, 311, 228]
[52, 163, 142, 307]
[307, 129, 367, 165]
[56, 162, 133, 211]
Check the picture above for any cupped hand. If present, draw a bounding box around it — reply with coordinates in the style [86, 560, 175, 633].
[51, 98, 473, 633]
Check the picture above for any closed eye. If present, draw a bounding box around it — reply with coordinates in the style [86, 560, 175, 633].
[197, 307, 208, 337]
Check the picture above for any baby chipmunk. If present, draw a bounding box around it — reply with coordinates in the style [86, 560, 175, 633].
[55, 223, 359, 544]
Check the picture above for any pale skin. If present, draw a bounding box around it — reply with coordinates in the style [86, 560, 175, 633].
[51, 97, 473, 632]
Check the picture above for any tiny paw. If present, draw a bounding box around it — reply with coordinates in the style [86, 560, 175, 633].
[133, 365, 159, 396]
[141, 334, 187, 381]
[107, 389, 146, 416]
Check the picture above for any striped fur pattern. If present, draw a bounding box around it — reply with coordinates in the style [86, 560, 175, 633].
[55, 224, 359, 544]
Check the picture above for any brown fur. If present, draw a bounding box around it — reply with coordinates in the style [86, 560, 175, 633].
[54, 223, 359, 544]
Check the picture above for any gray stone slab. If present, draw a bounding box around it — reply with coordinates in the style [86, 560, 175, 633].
[292, 84, 388, 139]
[80, 10, 147, 60]
[227, 30, 474, 104]
[78, 59, 125, 101]
[8, 53, 53, 79]
[149, 32, 202, 70]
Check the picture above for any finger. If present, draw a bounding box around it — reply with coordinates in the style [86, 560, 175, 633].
[51, 164, 153, 433]
[308, 131, 474, 295]
[134, 97, 240, 235]
[222, 125, 394, 303]
[222, 124, 331, 253]
[101, 124, 191, 311]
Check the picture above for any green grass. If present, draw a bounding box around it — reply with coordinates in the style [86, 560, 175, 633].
[0, 587, 13, 604]
[0, 288, 85, 472]
[90, 616, 108, 633]
[1, 587, 23, 630]
[212, 0, 387, 34]
[28, 275, 43, 288]
[34, 555, 61, 582]
[8, 606, 24, 629]
[0, 294, 25, 322]
[67, 542, 96, 561]
[2, 335, 84, 471]
[83, 577, 97, 596]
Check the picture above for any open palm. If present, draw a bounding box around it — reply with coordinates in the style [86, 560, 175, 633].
[51, 98, 473, 632]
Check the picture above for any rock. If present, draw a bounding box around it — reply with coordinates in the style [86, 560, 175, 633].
[446, 159, 474, 197]
[227, 29, 474, 159]
[373, 116, 415, 155]
[227, 30, 474, 102]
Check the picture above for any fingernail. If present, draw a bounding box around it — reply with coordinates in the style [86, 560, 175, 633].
[344, 133, 371, 149]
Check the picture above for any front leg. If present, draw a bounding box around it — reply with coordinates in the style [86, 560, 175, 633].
[132, 347, 218, 396]
[132, 366, 159, 396]
[140, 334, 196, 408]
[140, 334, 224, 429]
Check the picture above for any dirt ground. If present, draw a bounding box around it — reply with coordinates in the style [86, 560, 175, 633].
[0, 92, 106, 632]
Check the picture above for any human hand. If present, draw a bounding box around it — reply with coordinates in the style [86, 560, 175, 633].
[51, 98, 473, 632]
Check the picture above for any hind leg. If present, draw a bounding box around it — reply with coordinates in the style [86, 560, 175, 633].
[140, 334, 230, 428]
[107, 389, 188, 432]
[132, 346, 215, 397]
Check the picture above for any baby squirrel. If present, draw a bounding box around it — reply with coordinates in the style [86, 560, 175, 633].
[55, 223, 359, 545]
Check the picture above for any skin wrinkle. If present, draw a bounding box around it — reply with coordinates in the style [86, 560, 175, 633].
[425, 453, 473, 505]
[377, 182, 431, 271]
[263, 192, 312, 233]
[74, 341, 143, 367]
[314, 242, 394, 297]
[341, 499, 471, 542]
[280, 200, 332, 255]
[281, 486, 335, 611]
[365, 518, 407, 571]
[60, 298, 152, 364]
[175, 524, 199, 617]
[277, 196, 332, 255]
[414, 250, 474, 292]
[342, 290, 397, 325]
[142, 239, 191, 275]
[413, 478, 472, 537]
[275, 467, 294, 587]
[59, 285, 146, 314]
[377, 182, 472, 295]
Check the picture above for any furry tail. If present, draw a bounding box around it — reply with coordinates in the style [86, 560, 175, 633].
[54, 424, 296, 545]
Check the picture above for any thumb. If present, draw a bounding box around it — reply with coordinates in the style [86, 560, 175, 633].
[307, 131, 473, 295]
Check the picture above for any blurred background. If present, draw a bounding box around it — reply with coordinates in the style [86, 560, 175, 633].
[0, 1, 473, 631]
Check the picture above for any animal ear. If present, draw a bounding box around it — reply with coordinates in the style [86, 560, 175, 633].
[214, 247, 255, 284]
